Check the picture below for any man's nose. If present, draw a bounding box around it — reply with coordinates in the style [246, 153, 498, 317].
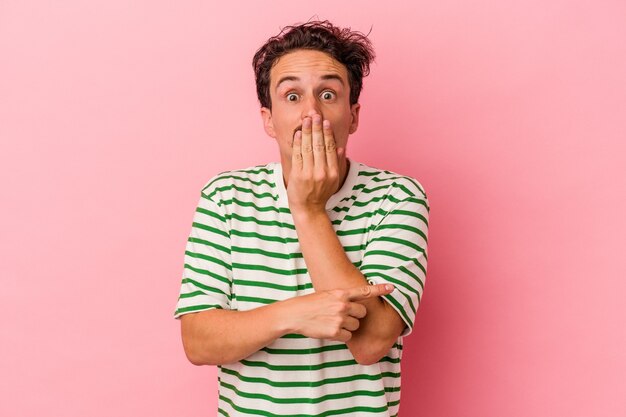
[301, 96, 322, 119]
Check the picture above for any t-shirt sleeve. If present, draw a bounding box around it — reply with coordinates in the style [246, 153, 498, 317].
[359, 190, 429, 337]
[173, 190, 233, 319]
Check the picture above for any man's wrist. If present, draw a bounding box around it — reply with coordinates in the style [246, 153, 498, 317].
[289, 205, 328, 223]
[264, 297, 298, 336]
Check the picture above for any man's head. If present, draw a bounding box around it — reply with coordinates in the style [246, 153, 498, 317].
[252, 20, 375, 164]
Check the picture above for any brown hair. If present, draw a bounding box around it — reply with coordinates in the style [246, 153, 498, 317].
[252, 19, 376, 110]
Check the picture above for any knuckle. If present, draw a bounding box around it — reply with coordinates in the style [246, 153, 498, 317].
[339, 301, 350, 313]
[314, 173, 327, 182]
[332, 301, 346, 315]
[361, 286, 372, 297]
[302, 144, 313, 153]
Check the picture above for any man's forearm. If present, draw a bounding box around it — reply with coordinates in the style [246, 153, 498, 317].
[181, 301, 291, 366]
[291, 208, 398, 363]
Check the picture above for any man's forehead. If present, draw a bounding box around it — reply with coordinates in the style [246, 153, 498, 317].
[270, 50, 348, 87]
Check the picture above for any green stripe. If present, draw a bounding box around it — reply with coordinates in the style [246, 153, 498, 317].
[221, 197, 291, 213]
[376, 223, 428, 243]
[364, 172, 426, 198]
[361, 269, 421, 299]
[232, 262, 308, 276]
[231, 229, 299, 243]
[388, 208, 428, 227]
[180, 277, 231, 299]
[183, 263, 231, 285]
[192, 221, 229, 238]
[361, 263, 425, 292]
[221, 205, 426, 230]
[240, 358, 358, 371]
[232, 245, 300, 259]
[381, 294, 412, 329]
[226, 212, 296, 230]
[174, 304, 223, 315]
[368, 236, 427, 260]
[206, 184, 278, 202]
[363, 250, 426, 276]
[361, 271, 419, 313]
[260, 341, 400, 355]
[234, 278, 312, 292]
[235, 295, 279, 305]
[219, 394, 389, 417]
[220, 366, 399, 388]
[219, 380, 385, 404]
[260, 343, 348, 355]
[281, 333, 306, 339]
[239, 355, 400, 372]
[196, 204, 226, 222]
[179, 290, 208, 299]
[185, 250, 232, 271]
[330, 193, 428, 213]
[188, 237, 230, 254]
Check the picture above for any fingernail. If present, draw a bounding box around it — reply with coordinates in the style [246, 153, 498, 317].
[385, 284, 394, 291]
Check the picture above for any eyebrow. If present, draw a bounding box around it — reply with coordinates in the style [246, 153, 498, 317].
[275, 74, 345, 91]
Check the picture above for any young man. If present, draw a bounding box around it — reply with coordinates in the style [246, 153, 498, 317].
[174, 20, 429, 417]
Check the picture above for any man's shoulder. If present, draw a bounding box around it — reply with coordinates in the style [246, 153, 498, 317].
[199, 161, 277, 202]
[357, 161, 428, 202]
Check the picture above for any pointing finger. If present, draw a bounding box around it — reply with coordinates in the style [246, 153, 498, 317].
[347, 283, 394, 302]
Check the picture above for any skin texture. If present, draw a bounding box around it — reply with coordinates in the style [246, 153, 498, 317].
[181, 49, 407, 367]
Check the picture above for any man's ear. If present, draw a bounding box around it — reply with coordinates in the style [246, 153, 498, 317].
[348, 103, 361, 134]
[260, 107, 277, 138]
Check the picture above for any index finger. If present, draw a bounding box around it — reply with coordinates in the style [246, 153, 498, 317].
[347, 283, 394, 302]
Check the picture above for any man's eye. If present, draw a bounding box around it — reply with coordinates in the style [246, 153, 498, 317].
[286, 93, 298, 102]
[321, 91, 335, 100]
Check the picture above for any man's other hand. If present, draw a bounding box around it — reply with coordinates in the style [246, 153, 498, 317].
[280, 283, 395, 342]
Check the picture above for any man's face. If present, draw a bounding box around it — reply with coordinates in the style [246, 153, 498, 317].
[260, 49, 360, 164]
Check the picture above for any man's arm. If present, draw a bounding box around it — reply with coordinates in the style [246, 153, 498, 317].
[180, 302, 288, 366]
[287, 113, 408, 365]
[180, 282, 394, 366]
[291, 209, 406, 365]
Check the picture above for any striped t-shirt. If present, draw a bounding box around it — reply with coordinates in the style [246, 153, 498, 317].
[174, 158, 429, 417]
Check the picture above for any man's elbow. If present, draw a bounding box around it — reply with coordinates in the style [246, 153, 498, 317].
[183, 346, 211, 366]
[180, 313, 227, 366]
[182, 338, 211, 366]
[350, 338, 393, 366]
[354, 351, 384, 366]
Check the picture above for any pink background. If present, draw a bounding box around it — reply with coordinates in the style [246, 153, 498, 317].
[1, 1, 625, 416]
